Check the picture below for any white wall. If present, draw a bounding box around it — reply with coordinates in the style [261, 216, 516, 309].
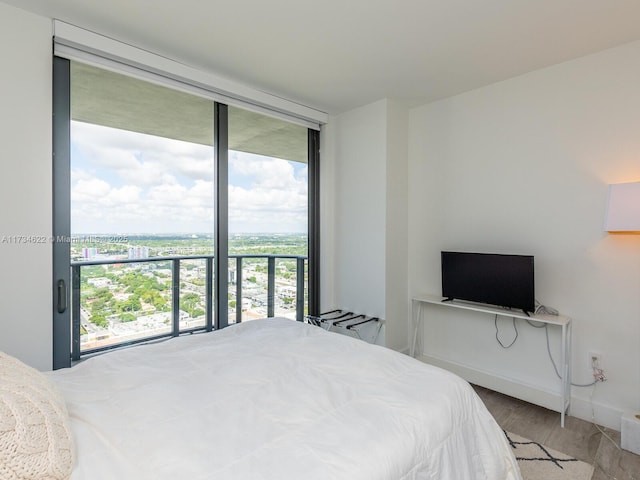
[321, 99, 409, 350]
[327, 100, 387, 319]
[319, 120, 337, 311]
[408, 40, 640, 429]
[384, 100, 409, 352]
[0, 3, 53, 370]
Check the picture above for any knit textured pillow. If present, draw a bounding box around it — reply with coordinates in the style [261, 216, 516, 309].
[0, 352, 74, 480]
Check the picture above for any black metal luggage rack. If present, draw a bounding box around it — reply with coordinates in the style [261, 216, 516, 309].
[305, 309, 383, 344]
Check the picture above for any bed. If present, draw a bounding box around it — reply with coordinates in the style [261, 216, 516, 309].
[2, 317, 522, 480]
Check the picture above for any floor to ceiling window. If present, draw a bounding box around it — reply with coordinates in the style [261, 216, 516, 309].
[227, 106, 309, 323]
[53, 57, 319, 368]
[69, 62, 215, 354]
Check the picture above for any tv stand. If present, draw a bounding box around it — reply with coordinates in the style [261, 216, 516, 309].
[411, 294, 572, 427]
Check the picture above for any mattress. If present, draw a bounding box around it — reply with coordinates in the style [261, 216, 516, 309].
[47, 317, 522, 480]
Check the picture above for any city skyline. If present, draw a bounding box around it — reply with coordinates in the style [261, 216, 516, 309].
[75, 233, 307, 351]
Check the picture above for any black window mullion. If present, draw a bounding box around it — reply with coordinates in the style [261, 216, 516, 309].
[214, 103, 229, 329]
[267, 257, 275, 317]
[308, 128, 321, 317]
[206, 257, 213, 331]
[172, 259, 180, 336]
[296, 258, 305, 322]
[236, 256, 243, 324]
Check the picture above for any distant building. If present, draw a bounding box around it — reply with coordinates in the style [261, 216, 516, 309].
[87, 277, 112, 289]
[128, 245, 149, 259]
[278, 286, 296, 299]
[83, 247, 99, 259]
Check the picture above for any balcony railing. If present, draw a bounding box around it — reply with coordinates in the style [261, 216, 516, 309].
[71, 254, 307, 360]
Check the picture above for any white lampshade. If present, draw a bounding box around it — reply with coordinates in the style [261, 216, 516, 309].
[604, 181, 640, 233]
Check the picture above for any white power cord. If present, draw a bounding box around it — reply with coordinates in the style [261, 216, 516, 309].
[590, 383, 620, 450]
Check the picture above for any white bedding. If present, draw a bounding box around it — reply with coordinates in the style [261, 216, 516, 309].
[47, 318, 522, 480]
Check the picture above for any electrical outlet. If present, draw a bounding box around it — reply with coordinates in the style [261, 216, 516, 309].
[589, 351, 607, 382]
[589, 351, 602, 370]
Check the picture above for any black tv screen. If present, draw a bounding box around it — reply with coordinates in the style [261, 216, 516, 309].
[441, 251, 535, 313]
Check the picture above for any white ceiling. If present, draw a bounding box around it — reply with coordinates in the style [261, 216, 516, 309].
[4, 0, 640, 115]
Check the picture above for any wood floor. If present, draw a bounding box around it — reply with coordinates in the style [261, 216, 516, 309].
[472, 385, 640, 480]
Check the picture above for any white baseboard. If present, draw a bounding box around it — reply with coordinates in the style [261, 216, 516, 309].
[416, 354, 623, 432]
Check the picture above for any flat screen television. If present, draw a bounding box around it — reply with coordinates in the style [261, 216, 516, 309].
[441, 251, 535, 313]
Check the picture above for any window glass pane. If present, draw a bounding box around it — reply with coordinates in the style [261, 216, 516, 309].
[80, 261, 173, 348]
[240, 257, 268, 320]
[227, 106, 308, 323]
[179, 258, 208, 331]
[70, 62, 215, 351]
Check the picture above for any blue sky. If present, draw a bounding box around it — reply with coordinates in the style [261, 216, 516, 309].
[70, 121, 308, 234]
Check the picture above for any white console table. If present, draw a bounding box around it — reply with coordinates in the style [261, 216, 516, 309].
[411, 294, 572, 427]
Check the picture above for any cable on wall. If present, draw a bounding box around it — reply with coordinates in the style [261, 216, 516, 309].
[493, 306, 598, 388]
[494, 315, 518, 348]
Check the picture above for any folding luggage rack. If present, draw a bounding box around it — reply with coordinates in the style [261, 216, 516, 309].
[305, 309, 383, 344]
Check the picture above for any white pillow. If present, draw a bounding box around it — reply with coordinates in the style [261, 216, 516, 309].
[0, 352, 74, 480]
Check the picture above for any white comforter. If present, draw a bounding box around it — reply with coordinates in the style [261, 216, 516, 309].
[48, 318, 521, 480]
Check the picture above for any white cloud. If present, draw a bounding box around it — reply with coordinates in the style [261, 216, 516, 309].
[228, 155, 307, 233]
[72, 178, 112, 201]
[71, 122, 307, 234]
[108, 185, 142, 205]
[72, 178, 214, 233]
[71, 122, 213, 186]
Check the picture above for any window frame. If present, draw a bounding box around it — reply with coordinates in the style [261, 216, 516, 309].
[52, 57, 320, 369]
